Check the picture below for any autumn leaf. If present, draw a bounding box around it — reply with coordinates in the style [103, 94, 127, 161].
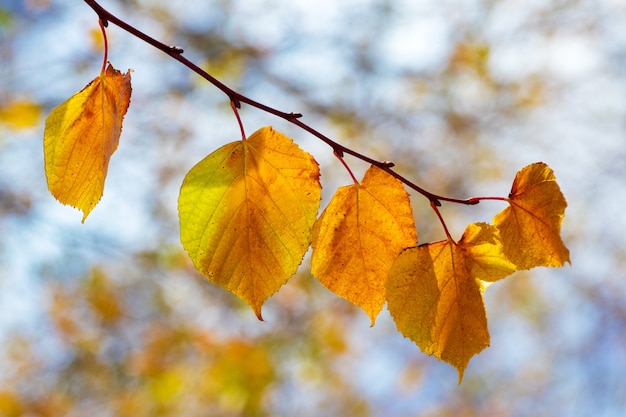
[386, 222, 516, 382]
[44, 63, 132, 222]
[493, 162, 570, 269]
[311, 165, 417, 325]
[178, 126, 321, 319]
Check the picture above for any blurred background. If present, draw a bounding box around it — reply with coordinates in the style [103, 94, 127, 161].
[1, 0, 625, 416]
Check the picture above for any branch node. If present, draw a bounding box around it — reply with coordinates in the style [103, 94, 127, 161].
[382, 161, 395, 168]
[333, 148, 344, 158]
[169, 45, 184, 54]
[289, 112, 303, 119]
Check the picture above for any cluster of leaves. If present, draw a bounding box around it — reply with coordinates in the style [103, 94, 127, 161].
[42, 2, 569, 381]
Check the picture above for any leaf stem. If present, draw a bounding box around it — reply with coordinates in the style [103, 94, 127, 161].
[466, 196, 509, 204]
[98, 18, 108, 75]
[230, 101, 246, 141]
[333, 150, 359, 185]
[83, 0, 490, 207]
[430, 201, 453, 241]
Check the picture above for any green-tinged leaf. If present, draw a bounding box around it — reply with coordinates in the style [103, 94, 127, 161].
[178, 126, 321, 319]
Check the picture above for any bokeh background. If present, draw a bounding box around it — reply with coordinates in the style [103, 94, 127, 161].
[1, 0, 625, 416]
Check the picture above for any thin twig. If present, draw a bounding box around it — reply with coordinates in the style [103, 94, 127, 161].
[230, 101, 247, 141]
[98, 18, 107, 74]
[83, 0, 486, 207]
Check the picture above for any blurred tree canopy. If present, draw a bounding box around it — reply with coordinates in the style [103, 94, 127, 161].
[1, 0, 625, 416]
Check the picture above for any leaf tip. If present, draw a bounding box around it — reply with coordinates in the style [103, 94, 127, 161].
[456, 369, 465, 385]
[80, 208, 92, 223]
[255, 309, 264, 322]
[450, 346, 484, 385]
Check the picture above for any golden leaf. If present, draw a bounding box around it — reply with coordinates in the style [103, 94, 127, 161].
[311, 165, 417, 325]
[386, 223, 515, 382]
[44, 64, 132, 222]
[178, 126, 321, 319]
[493, 162, 570, 269]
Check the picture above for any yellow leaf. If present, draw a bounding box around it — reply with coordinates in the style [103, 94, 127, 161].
[493, 162, 570, 269]
[460, 222, 518, 283]
[44, 64, 132, 222]
[311, 165, 417, 325]
[0, 99, 42, 129]
[178, 126, 321, 319]
[386, 223, 515, 382]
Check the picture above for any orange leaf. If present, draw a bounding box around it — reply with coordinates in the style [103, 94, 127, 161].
[311, 165, 417, 325]
[493, 162, 570, 269]
[178, 127, 321, 319]
[386, 223, 515, 382]
[44, 64, 132, 222]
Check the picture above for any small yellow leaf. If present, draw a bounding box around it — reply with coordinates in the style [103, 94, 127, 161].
[178, 126, 321, 319]
[460, 222, 517, 283]
[311, 165, 417, 325]
[493, 162, 570, 269]
[44, 64, 132, 222]
[386, 223, 515, 382]
[0, 98, 42, 129]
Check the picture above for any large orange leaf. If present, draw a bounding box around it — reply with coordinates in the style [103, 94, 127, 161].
[311, 165, 417, 325]
[44, 64, 132, 222]
[493, 162, 570, 269]
[178, 126, 321, 319]
[386, 222, 515, 382]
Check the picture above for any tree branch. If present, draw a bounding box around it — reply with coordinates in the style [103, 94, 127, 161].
[83, 0, 482, 207]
